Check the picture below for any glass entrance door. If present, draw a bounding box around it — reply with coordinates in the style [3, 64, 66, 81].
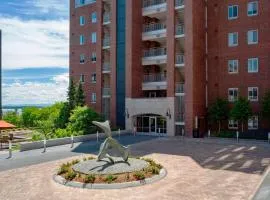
[149, 117, 156, 133]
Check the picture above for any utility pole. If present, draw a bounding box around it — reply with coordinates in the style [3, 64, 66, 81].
[0, 29, 2, 120]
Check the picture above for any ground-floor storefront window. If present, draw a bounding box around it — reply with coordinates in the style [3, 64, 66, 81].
[136, 115, 167, 134]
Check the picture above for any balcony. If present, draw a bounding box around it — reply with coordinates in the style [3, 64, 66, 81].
[175, 113, 185, 125]
[103, 13, 111, 25]
[142, 47, 167, 65]
[142, 0, 167, 16]
[102, 87, 111, 98]
[175, 83, 185, 95]
[142, 73, 167, 90]
[102, 63, 111, 73]
[175, 0, 185, 10]
[175, 24, 185, 38]
[142, 23, 167, 41]
[102, 37, 110, 49]
[175, 54, 184, 67]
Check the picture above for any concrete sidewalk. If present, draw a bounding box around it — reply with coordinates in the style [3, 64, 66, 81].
[252, 168, 270, 200]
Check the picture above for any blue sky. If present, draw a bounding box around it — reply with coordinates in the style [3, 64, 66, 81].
[0, 0, 69, 105]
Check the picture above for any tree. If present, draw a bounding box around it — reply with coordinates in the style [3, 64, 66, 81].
[230, 97, 252, 132]
[67, 79, 76, 111]
[261, 91, 270, 123]
[208, 98, 229, 133]
[21, 107, 41, 127]
[54, 102, 71, 129]
[36, 120, 54, 139]
[75, 82, 85, 107]
[3, 111, 22, 127]
[68, 106, 102, 135]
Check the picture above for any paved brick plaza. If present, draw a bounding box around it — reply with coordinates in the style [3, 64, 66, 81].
[0, 138, 269, 200]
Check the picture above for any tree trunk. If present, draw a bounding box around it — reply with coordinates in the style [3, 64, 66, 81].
[241, 122, 244, 133]
[218, 121, 221, 133]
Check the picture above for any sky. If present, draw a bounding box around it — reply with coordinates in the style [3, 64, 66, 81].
[0, 0, 69, 106]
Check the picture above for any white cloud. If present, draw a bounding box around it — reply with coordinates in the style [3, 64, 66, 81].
[0, 16, 69, 69]
[3, 73, 69, 105]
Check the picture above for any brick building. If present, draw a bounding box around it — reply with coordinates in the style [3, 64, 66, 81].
[70, 0, 270, 137]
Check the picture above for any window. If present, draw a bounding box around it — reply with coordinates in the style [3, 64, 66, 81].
[228, 5, 238, 19]
[228, 88, 238, 102]
[248, 116, 258, 130]
[91, 73, 96, 83]
[247, 30, 258, 44]
[91, 52, 97, 62]
[228, 60, 239, 73]
[80, 34, 85, 45]
[248, 58, 258, 73]
[91, 93, 97, 103]
[79, 16, 85, 26]
[91, 12, 97, 23]
[80, 54, 85, 64]
[228, 120, 238, 129]
[80, 74, 85, 83]
[228, 32, 238, 47]
[248, 1, 258, 16]
[80, 0, 85, 5]
[91, 32, 97, 43]
[248, 87, 258, 101]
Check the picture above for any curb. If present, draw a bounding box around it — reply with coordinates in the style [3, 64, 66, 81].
[53, 168, 167, 189]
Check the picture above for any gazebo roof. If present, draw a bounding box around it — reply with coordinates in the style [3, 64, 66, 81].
[0, 120, 15, 129]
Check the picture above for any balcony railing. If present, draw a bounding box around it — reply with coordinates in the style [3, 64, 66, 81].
[143, 47, 167, 57]
[102, 63, 111, 72]
[143, 23, 166, 33]
[175, 0, 184, 7]
[103, 13, 111, 24]
[175, 113, 185, 122]
[102, 88, 111, 96]
[103, 37, 110, 47]
[175, 24, 185, 35]
[143, 73, 166, 82]
[142, 0, 166, 8]
[175, 83, 184, 93]
[175, 54, 184, 65]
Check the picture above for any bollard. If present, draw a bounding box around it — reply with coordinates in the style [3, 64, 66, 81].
[182, 128, 185, 140]
[208, 130, 211, 138]
[236, 131, 239, 143]
[71, 135, 74, 148]
[133, 127, 136, 137]
[268, 132, 270, 144]
[118, 128, 121, 139]
[97, 131, 99, 143]
[8, 140, 12, 158]
[43, 138, 47, 153]
[158, 128, 161, 137]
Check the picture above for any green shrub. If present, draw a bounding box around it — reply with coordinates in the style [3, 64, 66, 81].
[213, 131, 236, 138]
[87, 156, 95, 160]
[133, 171, 145, 180]
[57, 162, 72, 175]
[105, 175, 117, 183]
[146, 166, 160, 175]
[142, 158, 162, 169]
[84, 174, 96, 183]
[64, 170, 77, 181]
[71, 159, 80, 165]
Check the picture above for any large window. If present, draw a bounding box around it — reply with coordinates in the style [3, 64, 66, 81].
[248, 58, 258, 73]
[247, 30, 258, 44]
[228, 88, 238, 102]
[80, 74, 85, 83]
[91, 12, 97, 23]
[248, 116, 258, 130]
[248, 1, 258, 16]
[248, 87, 258, 101]
[228, 120, 238, 129]
[228, 32, 238, 47]
[228, 5, 239, 20]
[80, 34, 85, 45]
[79, 16, 85, 26]
[91, 52, 97, 62]
[91, 73, 96, 83]
[228, 60, 239, 74]
[91, 32, 97, 43]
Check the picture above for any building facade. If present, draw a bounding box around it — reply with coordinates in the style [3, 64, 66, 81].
[70, 0, 270, 137]
[70, 0, 126, 128]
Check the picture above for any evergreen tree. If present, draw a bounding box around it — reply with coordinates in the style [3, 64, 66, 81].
[68, 79, 76, 110]
[208, 98, 229, 133]
[75, 82, 85, 106]
[230, 97, 252, 132]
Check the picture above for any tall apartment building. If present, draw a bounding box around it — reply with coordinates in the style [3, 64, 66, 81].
[70, 0, 126, 128]
[70, 0, 270, 137]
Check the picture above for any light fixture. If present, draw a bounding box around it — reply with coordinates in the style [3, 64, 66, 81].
[166, 108, 171, 119]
